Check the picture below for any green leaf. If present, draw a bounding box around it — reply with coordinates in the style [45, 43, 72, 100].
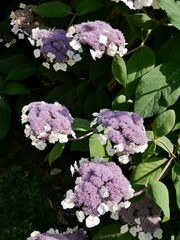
[157, 32, 180, 65]
[148, 180, 170, 218]
[126, 13, 155, 29]
[126, 13, 153, 39]
[76, 0, 104, 16]
[0, 98, 11, 140]
[112, 55, 127, 88]
[93, 224, 136, 240]
[172, 163, 180, 210]
[130, 157, 168, 186]
[0, 54, 31, 74]
[155, 136, 174, 155]
[6, 63, 36, 81]
[3, 83, 29, 95]
[126, 46, 155, 99]
[89, 133, 110, 159]
[48, 143, 65, 165]
[135, 63, 180, 118]
[158, 0, 180, 30]
[152, 110, 176, 137]
[89, 133, 105, 158]
[72, 118, 91, 132]
[142, 141, 156, 162]
[33, 1, 72, 17]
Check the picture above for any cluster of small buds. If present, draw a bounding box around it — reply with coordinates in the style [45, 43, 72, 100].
[66, 20, 127, 60]
[91, 109, 148, 164]
[10, 3, 40, 39]
[61, 157, 134, 228]
[21, 101, 75, 150]
[26, 227, 87, 240]
[119, 197, 163, 240]
[111, 0, 154, 9]
[29, 28, 82, 71]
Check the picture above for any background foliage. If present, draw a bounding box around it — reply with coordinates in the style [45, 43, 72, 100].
[0, 0, 179, 239]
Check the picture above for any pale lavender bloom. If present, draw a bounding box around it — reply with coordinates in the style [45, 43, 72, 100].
[111, 0, 154, 9]
[27, 227, 87, 240]
[67, 21, 127, 59]
[64, 229, 87, 240]
[120, 197, 162, 234]
[91, 109, 148, 164]
[21, 101, 75, 150]
[61, 158, 134, 228]
[29, 28, 82, 71]
[38, 233, 68, 240]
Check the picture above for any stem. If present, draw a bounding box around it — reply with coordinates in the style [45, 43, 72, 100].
[68, 130, 95, 141]
[125, 29, 153, 56]
[155, 138, 176, 159]
[68, 13, 77, 29]
[133, 156, 175, 197]
[133, 186, 148, 197]
[156, 157, 174, 181]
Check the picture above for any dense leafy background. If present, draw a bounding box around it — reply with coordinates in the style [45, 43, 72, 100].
[0, 0, 179, 239]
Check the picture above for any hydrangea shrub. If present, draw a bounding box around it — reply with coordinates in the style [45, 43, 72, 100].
[0, 0, 180, 239]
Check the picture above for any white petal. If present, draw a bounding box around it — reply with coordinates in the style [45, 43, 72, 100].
[85, 215, 100, 228]
[97, 203, 109, 215]
[76, 210, 85, 222]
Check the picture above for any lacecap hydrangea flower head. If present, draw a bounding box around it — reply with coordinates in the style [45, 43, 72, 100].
[10, 3, 40, 39]
[111, 0, 154, 9]
[29, 28, 82, 71]
[91, 109, 148, 164]
[66, 20, 127, 60]
[27, 227, 87, 240]
[61, 157, 134, 228]
[120, 197, 163, 240]
[21, 101, 75, 150]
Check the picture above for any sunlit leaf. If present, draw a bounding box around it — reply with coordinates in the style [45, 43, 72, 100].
[158, 0, 180, 30]
[152, 110, 176, 137]
[48, 143, 65, 165]
[112, 55, 127, 88]
[135, 63, 180, 118]
[131, 157, 168, 186]
[148, 180, 170, 218]
[172, 163, 180, 210]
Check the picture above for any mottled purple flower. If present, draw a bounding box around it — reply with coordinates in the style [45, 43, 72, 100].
[27, 227, 87, 240]
[64, 227, 87, 240]
[10, 3, 40, 39]
[67, 21, 127, 59]
[91, 109, 148, 164]
[111, 0, 154, 9]
[119, 197, 162, 238]
[38, 233, 68, 240]
[61, 157, 134, 228]
[21, 101, 75, 150]
[29, 28, 81, 71]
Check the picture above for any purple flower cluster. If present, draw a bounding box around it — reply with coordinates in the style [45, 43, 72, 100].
[91, 109, 148, 164]
[26, 227, 87, 240]
[61, 157, 134, 228]
[120, 197, 163, 239]
[10, 3, 40, 39]
[21, 101, 75, 150]
[29, 28, 82, 71]
[67, 20, 127, 60]
[111, 0, 154, 9]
